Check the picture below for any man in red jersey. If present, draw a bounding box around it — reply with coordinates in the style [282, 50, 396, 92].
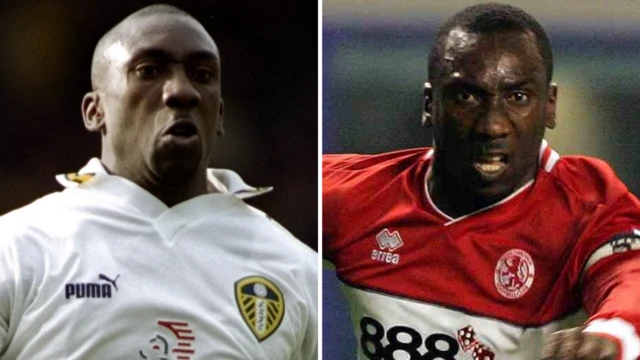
[323, 3, 640, 360]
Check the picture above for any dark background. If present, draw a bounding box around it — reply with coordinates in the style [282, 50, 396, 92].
[0, 0, 318, 250]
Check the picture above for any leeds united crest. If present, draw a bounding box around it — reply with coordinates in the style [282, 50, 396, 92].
[234, 276, 285, 342]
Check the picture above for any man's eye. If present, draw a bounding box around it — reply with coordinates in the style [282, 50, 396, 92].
[454, 90, 480, 105]
[135, 64, 161, 78]
[507, 91, 530, 104]
[194, 67, 213, 82]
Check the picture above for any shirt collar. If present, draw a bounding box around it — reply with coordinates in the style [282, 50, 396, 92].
[55, 158, 272, 200]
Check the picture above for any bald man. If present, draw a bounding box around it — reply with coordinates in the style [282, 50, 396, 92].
[0, 5, 317, 359]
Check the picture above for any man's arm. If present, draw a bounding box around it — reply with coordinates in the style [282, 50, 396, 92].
[0, 212, 50, 358]
[0, 250, 11, 355]
[299, 248, 318, 360]
[0, 228, 25, 356]
[543, 235, 640, 360]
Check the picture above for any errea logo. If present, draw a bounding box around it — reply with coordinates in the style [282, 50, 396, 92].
[64, 273, 120, 299]
[371, 229, 403, 265]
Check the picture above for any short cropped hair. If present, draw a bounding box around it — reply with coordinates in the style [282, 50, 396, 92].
[90, 4, 195, 90]
[428, 3, 553, 84]
[129, 3, 192, 19]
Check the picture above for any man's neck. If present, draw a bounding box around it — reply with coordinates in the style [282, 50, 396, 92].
[101, 160, 210, 207]
[144, 181, 208, 207]
[428, 176, 483, 219]
[427, 164, 503, 219]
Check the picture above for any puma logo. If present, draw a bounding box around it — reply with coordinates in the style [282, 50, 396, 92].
[99, 274, 120, 291]
[65, 274, 120, 300]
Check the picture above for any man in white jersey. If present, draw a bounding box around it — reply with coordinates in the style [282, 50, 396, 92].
[0, 4, 317, 359]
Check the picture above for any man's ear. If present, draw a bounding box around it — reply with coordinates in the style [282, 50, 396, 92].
[545, 82, 558, 130]
[421, 82, 433, 127]
[216, 99, 225, 136]
[82, 92, 105, 133]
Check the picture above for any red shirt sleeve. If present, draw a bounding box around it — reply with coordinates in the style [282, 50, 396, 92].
[322, 154, 359, 260]
[548, 156, 640, 359]
[578, 192, 640, 359]
[583, 249, 640, 325]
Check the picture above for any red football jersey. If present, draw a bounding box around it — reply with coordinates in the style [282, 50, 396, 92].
[323, 141, 640, 360]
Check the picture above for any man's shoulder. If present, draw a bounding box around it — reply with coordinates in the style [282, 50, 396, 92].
[550, 155, 629, 204]
[0, 191, 74, 254]
[244, 205, 317, 263]
[0, 186, 102, 241]
[323, 148, 431, 192]
[323, 147, 431, 172]
[232, 206, 317, 297]
[0, 192, 65, 228]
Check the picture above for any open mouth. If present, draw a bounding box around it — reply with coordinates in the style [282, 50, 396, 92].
[473, 154, 507, 176]
[164, 120, 198, 138]
[162, 119, 198, 140]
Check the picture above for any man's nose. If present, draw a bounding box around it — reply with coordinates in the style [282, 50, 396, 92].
[163, 69, 200, 109]
[475, 98, 510, 139]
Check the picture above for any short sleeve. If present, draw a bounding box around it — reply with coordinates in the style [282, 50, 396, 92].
[0, 218, 46, 356]
[577, 193, 640, 360]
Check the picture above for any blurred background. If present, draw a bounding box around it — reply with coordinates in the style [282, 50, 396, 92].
[323, 0, 640, 358]
[0, 0, 318, 250]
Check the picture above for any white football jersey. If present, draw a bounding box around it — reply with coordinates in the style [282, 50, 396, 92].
[0, 158, 318, 360]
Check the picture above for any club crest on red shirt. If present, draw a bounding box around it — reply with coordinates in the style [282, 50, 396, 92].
[494, 249, 535, 299]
